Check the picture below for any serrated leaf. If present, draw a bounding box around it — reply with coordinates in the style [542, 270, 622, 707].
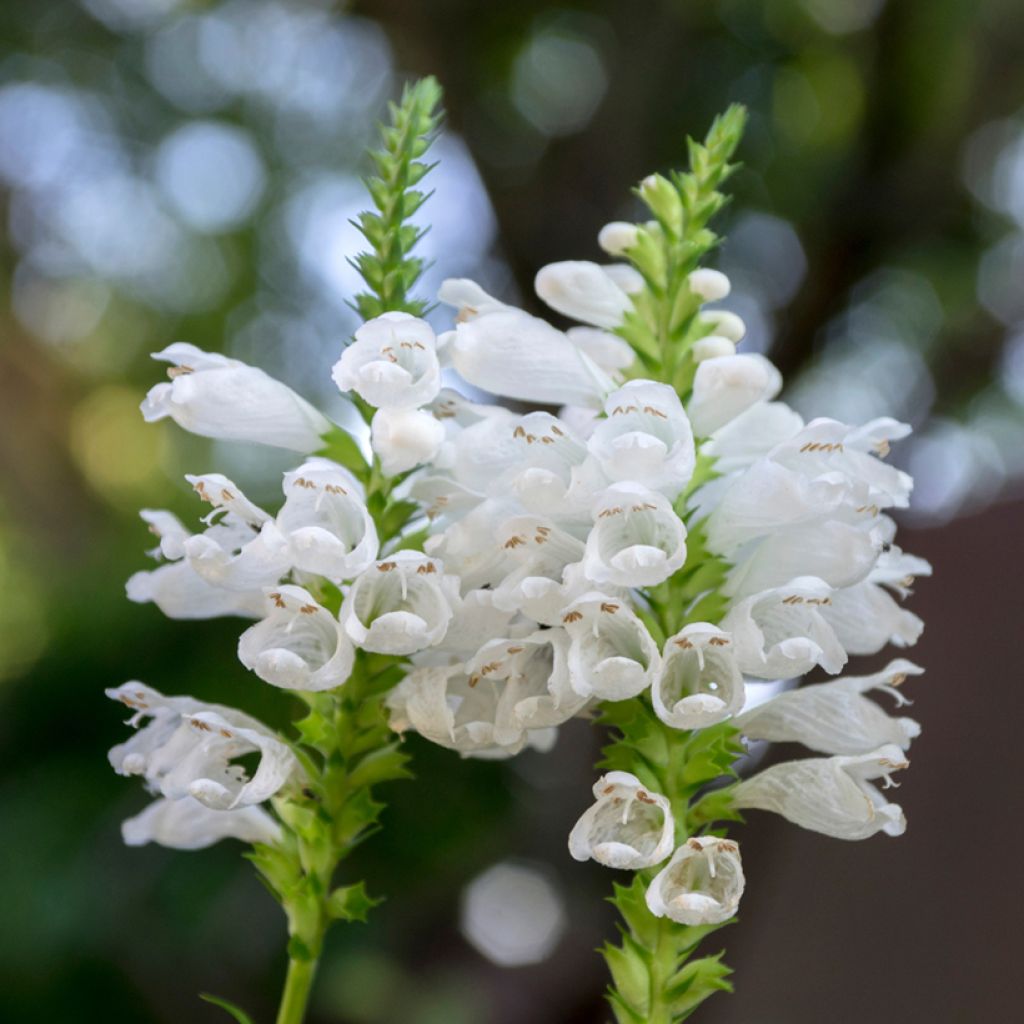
[199, 993, 256, 1024]
[327, 880, 382, 923]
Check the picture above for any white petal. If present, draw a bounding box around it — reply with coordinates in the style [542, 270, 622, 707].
[371, 406, 445, 475]
[122, 796, 281, 850]
[126, 561, 265, 619]
[645, 837, 744, 925]
[535, 261, 633, 329]
[687, 354, 782, 437]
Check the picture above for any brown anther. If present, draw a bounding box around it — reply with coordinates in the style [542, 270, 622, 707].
[299, 604, 318, 615]
[540, 435, 554, 444]
[455, 305, 478, 324]
[525, 434, 537, 444]
[399, 341, 413, 349]
[687, 838, 704, 850]
[480, 661, 501, 676]
[562, 610, 583, 624]
[600, 602, 619, 614]
[602, 785, 616, 795]
[891, 673, 907, 686]
[167, 365, 194, 378]
[636, 791, 656, 804]
[551, 424, 564, 436]
[220, 488, 235, 502]
[413, 341, 426, 350]
[535, 525, 550, 536]
[708, 636, 729, 646]
[219, 729, 233, 738]
[325, 484, 347, 495]
[416, 562, 437, 574]
[190, 718, 212, 732]
[504, 535, 526, 549]
[377, 561, 397, 572]
[675, 638, 694, 649]
[506, 646, 524, 655]
[719, 840, 738, 853]
[468, 674, 480, 687]
[642, 405, 668, 419]
[269, 592, 286, 608]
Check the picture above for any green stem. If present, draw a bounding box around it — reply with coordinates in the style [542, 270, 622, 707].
[275, 955, 318, 1024]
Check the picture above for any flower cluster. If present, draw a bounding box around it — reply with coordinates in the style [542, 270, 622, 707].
[104, 89, 928, 1023]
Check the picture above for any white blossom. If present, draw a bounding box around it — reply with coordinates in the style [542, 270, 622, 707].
[653, 624, 745, 731]
[688, 268, 731, 302]
[106, 683, 300, 810]
[126, 560, 266, 620]
[732, 744, 909, 840]
[698, 309, 746, 343]
[583, 483, 687, 588]
[566, 327, 636, 376]
[568, 772, 674, 870]
[534, 260, 634, 329]
[342, 551, 458, 655]
[371, 406, 445, 475]
[687, 354, 782, 437]
[562, 593, 661, 701]
[597, 221, 639, 256]
[821, 579, 924, 655]
[332, 312, 441, 409]
[692, 336, 736, 362]
[386, 663, 556, 758]
[238, 585, 354, 692]
[276, 458, 379, 582]
[587, 380, 696, 498]
[141, 343, 330, 452]
[122, 796, 281, 850]
[736, 659, 923, 755]
[645, 836, 745, 925]
[721, 576, 847, 679]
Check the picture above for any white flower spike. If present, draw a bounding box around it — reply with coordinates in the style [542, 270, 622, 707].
[332, 312, 441, 409]
[535, 260, 634, 329]
[141, 343, 330, 452]
[732, 744, 909, 840]
[653, 624, 745, 731]
[238, 585, 355, 693]
[645, 837, 745, 925]
[568, 771, 675, 870]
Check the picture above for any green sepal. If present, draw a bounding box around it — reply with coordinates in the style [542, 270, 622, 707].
[199, 993, 257, 1024]
[664, 953, 734, 1019]
[317, 424, 369, 480]
[327, 881, 382, 923]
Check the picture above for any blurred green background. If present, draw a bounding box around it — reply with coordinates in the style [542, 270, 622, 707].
[1, 1, 1022, 1022]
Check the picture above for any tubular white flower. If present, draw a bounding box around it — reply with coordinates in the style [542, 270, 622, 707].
[724, 519, 881, 598]
[185, 472, 273, 527]
[701, 401, 805, 475]
[442, 281, 613, 407]
[534, 260, 634, 329]
[732, 744, 909, 840]
[342, 551, 458, 655]
[698, 309, 746, 343]
[126, 561, 266, 620]
[436, 278, 515, 320]
[370, 406, 445, 476]
[569, 771, 674, 869]
[653, 624, 745, 731]
[466, 629, 588, 733]
[276, 458, 378, 581]
[140, 509, 192, 560]
[588, 380, 696, 498]
[141, 343, 330, 452]
[183, 517, 291, 592]
[122, 796, 282, 850]
[332, 312, 441, 409]
[721, 576, 847, 679]
[688, 268, 731, 301]
[597, 221, 640, 256]
[106, 683, 300, 810]
[386, 663, 555, 758]
[687, 354, 782, 437]
[238, 585, 355, 692]
[583, 483, 687, 588]
[645, 837, 745, 925]
[821, 580, 924, 655]
[736, 659, 923, 755]
[563, 593, 660, 701]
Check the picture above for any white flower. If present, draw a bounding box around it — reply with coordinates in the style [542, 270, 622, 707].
[126, 561, 266, 620]
[276, 458, 379, 581]
[566, 327, 636, 377]
[597, 221, 639, 256]
[140, 509, 192, 560]
[386, 663, 556, 758]
[370, 406, 445, 475]
[653, 624, 745, 731]
[534, 260, 634, 329]
[331, 312, 441, 409]
[698, 310, 746, 342]
[342, 551, 458, 655]
[183, 517, 290, 593]
[732, 744, 909, 840]
[735, 659, 923, 755]
[185, 472, 274, 527]
[701, 401, 804, 475]
[645, 836, 744, 925]
[692, 336, 736, 362]
[562, 593, 661, 701]
[720, 577, 847, 679]
[588, 380, 696, 498]
[568, 771, 674, 870]
[687, 354, 782, 437]
[441, 279, 612, 407]
[106, 683, 300, 810]
[688, 268, 731, 301]
[238, 585, 355, 692]
[583, 483, 687, 588]
[122, 796, 281, 850]
[141, 343, 330, 452]
[820, 579, 924, 655]
[465, 630, 588, 733]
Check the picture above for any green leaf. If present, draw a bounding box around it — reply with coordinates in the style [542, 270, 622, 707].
[199, 993, 257, 1024]
[327, 880, 382, 923]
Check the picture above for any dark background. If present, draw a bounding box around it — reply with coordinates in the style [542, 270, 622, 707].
[1, 1, 1021, 1022]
